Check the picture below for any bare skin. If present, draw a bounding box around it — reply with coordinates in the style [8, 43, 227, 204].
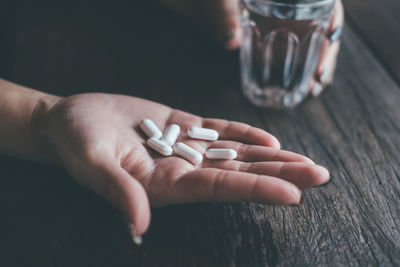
[0, 80, 329, 239]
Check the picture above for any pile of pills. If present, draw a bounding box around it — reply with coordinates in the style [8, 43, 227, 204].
[140, 119, 237, 164]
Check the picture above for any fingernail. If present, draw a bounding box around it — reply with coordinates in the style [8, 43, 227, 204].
[320, 67, 331, 84]
[329, 26, 343, 44]
[289, 187, 302, 205]
[318, 166, 330, 184]
[270, 135, 281, 150]
[307, 158, 316, 165]
[312, 83, 324, 97]
[128, 223, 143, 245]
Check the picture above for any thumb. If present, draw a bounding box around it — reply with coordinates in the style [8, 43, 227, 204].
[76, 159, 151, 241]
[205, 0, 242, 50]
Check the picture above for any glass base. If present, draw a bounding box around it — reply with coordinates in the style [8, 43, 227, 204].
[242, 81, 308, 109]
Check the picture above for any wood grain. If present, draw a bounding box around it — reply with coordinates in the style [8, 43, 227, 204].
[343, 0, 400, 85]
[0, 1, 399, 266]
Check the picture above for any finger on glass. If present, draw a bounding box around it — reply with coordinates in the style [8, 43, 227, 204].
[311, 0, 344, 97]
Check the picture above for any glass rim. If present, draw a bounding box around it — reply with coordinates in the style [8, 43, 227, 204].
[243, 0, 335, 8]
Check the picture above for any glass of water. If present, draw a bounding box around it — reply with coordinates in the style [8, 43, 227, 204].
[240, 0, 336, 109]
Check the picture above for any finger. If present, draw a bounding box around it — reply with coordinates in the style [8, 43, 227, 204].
[202, 118, 281, 148]
[314, 37, 341, 88]
[217, 0, 242, 50]
[320, 41, 340, 84]
[208, 140, 314, 163]
[312, 0, 344, 94]
[171, 168, 301, 205]
[331, 0, 345, 30]
[198, 0, 241, 49]
[80, 159, 151, 237]
[311, 42, 340, 96]
[203, 161, 329, 189]
[317, 0, 344, 73]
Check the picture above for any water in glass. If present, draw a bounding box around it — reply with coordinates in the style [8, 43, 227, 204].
[240, 0, 335, 108]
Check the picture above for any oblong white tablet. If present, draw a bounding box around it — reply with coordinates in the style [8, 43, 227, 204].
[173, 142, 203, 164]
[205, 149, 237, 160]
[147, 138, 173, 156]
[140, 119, 163, 139]
[187, 127, 219, 141]
[161, 124, 181, 146]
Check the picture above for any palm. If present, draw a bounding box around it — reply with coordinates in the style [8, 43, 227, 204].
[128, 110, 316, 206]
[45, 93, 329, 235]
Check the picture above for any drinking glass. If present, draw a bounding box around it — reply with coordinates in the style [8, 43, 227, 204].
[240, 0, 336, 108]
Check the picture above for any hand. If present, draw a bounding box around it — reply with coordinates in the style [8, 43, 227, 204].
[37, 93, 329, 237]
[160, 0, 344, 96]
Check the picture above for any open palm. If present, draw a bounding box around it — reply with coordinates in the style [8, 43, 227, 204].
[42, 93, 329, 236]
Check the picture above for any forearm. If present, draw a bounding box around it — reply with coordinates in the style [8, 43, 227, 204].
[0, 79, 60, 162]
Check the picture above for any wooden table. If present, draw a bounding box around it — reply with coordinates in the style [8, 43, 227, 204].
[1, 0, 399, 266]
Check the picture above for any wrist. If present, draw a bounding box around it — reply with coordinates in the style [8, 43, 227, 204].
[30, 94, 63, 163]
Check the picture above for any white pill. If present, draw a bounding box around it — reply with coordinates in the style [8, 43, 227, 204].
[187, 127, 219, 141]
[140, 119, 163, 139]
[160, 124, 181, 146]
[205, 149, 237, 160]
[147, 138, 173, 156]
[173, 142, 203, 164]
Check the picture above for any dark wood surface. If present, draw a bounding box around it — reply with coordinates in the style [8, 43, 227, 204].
[1, 0, 400, 266]
[344, 0, 400, 83]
